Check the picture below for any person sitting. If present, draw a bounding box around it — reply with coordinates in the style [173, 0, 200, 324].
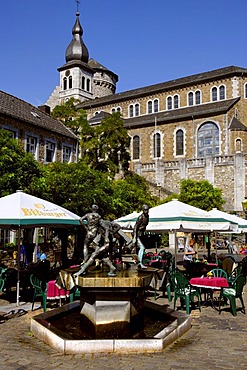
[28, 253, 50, 290]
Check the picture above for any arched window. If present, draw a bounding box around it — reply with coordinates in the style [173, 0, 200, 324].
[153, 133, 161, 158]
[129, 104, 134, 117]
[174, 95, 179, 109]
[219, 85, 225, 100]
[86, 79, 90, 92]
[197, 122, 219, 157]
[212, 87, 217, 101]
[63, 77, 67, 90]
[176, 129, 184, 156]
[133, 135, 140, 160]
[148, 101, 153, 114]
[111, 108, 116, 113]
[195, 91, 201, 105]
[135, 103, 140, 116]
[245, 83, 247, 98]
[188, 92, 194, 106]
[154, 99, 159, 113]
[69, 76, 73, 89]
[167, 96, 172, 110]
[235, 138, 242, 152]
[116, 107, 121, 112]
[82, 76, 85, 89]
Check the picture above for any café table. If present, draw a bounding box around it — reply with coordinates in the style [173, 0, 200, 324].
[46, 280, 70, 306]
[190, 276, 229, 309]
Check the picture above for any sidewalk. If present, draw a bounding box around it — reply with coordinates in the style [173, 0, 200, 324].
[0, 285, 247, 369]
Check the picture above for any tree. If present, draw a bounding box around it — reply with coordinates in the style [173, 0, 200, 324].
[37, 161, 114, 218]
[178, 179, 225, 210]
[81, 112, 130, 178]
[52, 98, 87, 137]
[52, 99, 130, 179]
[110, 173, 157, 218]
[0, 129, 42, 196]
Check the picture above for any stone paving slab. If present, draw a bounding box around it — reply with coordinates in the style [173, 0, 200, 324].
[0, 286, 247, 369]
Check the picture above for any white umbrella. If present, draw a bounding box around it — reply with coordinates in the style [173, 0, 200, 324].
[115, 200, 238, 266]
[208, 208, 247, 233]
[0, 190, 81, 305]
[116, 200, 237, 233]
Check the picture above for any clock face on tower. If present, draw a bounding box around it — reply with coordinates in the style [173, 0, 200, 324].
[65, 70, 70, 77]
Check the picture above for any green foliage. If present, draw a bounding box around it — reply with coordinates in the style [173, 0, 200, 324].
[81, 112, 130, 178]
[0, 129, 42, 196]
[52, 98, 87, 134]
[178, 179, 224, 210]
[110, 173, 156, 218]
[37, 161, 114, 218]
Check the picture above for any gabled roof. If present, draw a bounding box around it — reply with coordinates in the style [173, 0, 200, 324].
[0, 90, 77, 139]
[123, 98, 240, 128]
[229, 117, 247, 131]
[78, 65, 247, 109]
[88, 111, 111, 125]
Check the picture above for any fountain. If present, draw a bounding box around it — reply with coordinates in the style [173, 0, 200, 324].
[30, 264, 192, 354]
[30, 206, 192, 353]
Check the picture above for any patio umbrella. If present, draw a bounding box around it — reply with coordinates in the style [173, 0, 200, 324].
[115, 199, 237, 233]
[0, 190, 81, 305]
[208, 208, 247, 233]
[115, 200, 238, 265]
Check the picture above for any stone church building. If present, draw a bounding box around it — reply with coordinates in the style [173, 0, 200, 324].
[46, 11, 247, 213]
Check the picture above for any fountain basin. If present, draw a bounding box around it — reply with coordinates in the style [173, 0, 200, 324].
[30, 300, 192, 354]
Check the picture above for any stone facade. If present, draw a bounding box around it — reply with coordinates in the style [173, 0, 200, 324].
[78, 67, 247, 212]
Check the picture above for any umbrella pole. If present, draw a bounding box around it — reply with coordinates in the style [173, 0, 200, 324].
[16, 227, 21, 306]
[174, 230, 178, 268]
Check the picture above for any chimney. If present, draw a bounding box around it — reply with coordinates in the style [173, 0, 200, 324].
[38, 105, 51, 115]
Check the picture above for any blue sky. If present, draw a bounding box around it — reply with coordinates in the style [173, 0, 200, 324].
[0, 0, 246, 107]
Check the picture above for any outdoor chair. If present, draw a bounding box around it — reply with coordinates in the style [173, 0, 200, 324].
[209, 268, 228, 278]
[69, 286, 80, 302]
[173, 271, 201, 314]
[0, 277, 4, 292]
[0, 266, 5, 278]
[219, 274, 246, 316]
[30, 274, 47, 312]
[228, 265, 242, 286]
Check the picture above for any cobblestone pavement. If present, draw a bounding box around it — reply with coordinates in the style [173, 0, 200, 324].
[0, 285, 247, 370]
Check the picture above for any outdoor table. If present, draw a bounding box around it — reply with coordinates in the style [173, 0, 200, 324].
[46, 280, 70, 305]
[190, 276, 229, 309]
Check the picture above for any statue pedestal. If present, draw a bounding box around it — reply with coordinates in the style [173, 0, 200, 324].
[77, 268, 154, 339]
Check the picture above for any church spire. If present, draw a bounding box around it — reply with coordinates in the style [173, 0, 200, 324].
[65, 6, 89, 64]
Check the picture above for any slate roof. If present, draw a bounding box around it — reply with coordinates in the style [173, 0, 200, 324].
[0, 90, 77, 139]
[123, 98, 240, 128]
[78, 65, 247, 109]
[229, 117, 247, 131]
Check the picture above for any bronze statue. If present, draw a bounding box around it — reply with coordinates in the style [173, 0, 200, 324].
[74, 220, 121, 277]
[80, 204, 102, 261]
[132, 205, 149, 268]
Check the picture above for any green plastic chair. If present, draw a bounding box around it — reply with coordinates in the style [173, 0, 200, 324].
[30, 274, 47, 312]
[0, 277, 4, 292]
[0, 267, 5, 278]
[219, 274, 246, 316]
[209, 268, 228, 278]
[69, 286, 80, 302]
[173, 271, 201, 314]
[228, 265, 242, 286]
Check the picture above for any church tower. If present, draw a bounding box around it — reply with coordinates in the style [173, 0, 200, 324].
[57, 11, 94, 105]
[46, 9, 118, 110]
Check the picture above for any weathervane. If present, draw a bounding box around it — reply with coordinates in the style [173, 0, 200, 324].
[75, 0, 80, 13]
